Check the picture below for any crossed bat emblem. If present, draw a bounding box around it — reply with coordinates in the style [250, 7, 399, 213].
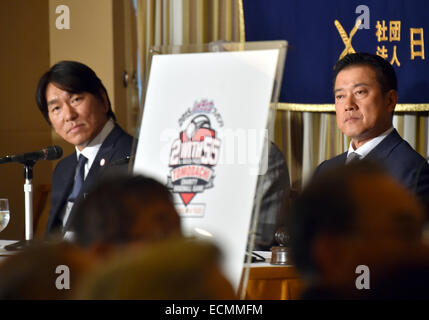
[335, 19, 362, 60]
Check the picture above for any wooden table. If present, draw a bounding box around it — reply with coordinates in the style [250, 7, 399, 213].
[244, 251, 304, 300]
[245, 265, 304, 300]
[1, 241, 305, 299]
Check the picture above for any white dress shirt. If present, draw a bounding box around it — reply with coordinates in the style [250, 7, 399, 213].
[346, 126, 394, 160]
[61, 119, 115, 229]
[75, 118, 115, 179]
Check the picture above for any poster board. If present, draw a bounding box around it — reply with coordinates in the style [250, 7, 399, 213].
[132, 41, 287, 293]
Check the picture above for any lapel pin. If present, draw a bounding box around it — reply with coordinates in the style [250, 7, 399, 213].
[100, 158, 106, 166]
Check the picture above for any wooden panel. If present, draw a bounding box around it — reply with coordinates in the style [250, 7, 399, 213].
[0, 0, 52, 239]
[245, 266, 305, 300]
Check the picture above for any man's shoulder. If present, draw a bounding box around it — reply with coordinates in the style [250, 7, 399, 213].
[54, 153, 75, 170]
[392, 137, 427, 163]
[370, 129, 422, 161]
[371, 132, 429, 195]
[51, 152, 77, 186]
[373, 132, 428, 172]
[315, 152, 347, 174]
[385, 139, 429, 187]
[113, 123, 133, 137]
[325, 152, 348, 163]
[107, 124, 134, 148]
[97, 124, 134, 169]
[117, 127, 134, 146]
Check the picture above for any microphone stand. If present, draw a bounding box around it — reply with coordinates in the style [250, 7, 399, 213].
[4, 161, 36, 250]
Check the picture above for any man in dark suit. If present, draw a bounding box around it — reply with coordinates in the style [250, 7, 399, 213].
[35, 61, 134, 237]
[315, 53, 429, 213]
[253, 142, 290, 251]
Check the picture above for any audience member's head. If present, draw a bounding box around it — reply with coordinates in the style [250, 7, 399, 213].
[288, 161, 425, 298]
[74, 238, 237, 299]
[68, 174, 181, 251]
[0, 241, 95, 299]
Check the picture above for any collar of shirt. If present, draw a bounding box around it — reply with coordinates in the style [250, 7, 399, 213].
[347, 126, 394, 159]
[75, 118, 115, 178]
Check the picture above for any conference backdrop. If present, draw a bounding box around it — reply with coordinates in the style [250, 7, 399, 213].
[243, 0, 429, 111]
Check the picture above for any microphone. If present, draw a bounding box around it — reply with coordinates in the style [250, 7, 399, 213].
[0, 146, 63, 165]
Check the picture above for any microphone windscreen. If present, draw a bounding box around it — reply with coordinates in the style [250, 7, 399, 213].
[46, 145, 63, 160]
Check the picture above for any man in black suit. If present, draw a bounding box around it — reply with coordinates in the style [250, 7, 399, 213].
[35, 61, 134, 237]
[315, 53, 429, 212]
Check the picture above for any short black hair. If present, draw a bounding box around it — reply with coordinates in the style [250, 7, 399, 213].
[333, 53, 398, 94]
[35, 60, 116, 124]
[287, 161, 388, 280]
[69, 174, 180, 247]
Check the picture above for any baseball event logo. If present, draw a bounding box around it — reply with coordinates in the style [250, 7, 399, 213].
[167, 99, 223, 216]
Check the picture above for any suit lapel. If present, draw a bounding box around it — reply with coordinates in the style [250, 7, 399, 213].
[366, 129, 402, 161]
[46, 154, 77, 232]
[58, 156, 77, 202]
[330, 152, 347, 165]
[338, 152, 347, 164]
[62, 125, 127, 233]
[83, 125, 123, 190]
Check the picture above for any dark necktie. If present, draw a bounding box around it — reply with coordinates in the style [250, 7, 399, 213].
[346, 152, 361, 164]
[68, 154, 88, 202]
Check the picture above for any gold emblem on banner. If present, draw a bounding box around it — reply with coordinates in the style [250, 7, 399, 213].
[335, 19, 362, 60]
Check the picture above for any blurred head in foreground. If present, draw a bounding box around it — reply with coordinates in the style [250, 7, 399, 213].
[288, 161, 426, 299]
[74, 238, 236, 299]
[68, 174, 181, 252]
[0, 241, 94, 299]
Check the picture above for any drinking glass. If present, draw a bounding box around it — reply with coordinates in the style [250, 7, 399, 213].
[0, 199, 10, 232]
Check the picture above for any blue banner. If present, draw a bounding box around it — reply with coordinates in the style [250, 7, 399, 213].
[243, 0, 429, 105]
